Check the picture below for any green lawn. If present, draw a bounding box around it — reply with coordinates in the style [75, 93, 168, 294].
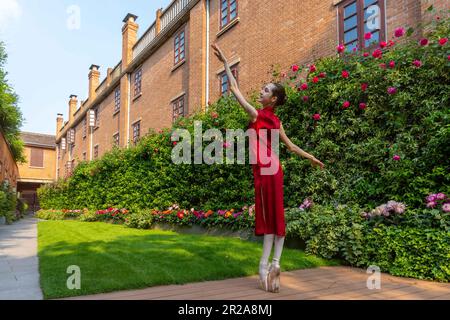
[38, 220, 339, 299]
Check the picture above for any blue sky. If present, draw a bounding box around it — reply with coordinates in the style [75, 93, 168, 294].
[1, 0, 171, 135]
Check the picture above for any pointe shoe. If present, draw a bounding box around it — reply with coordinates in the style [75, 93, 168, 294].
[267, 263, 281, 293]
[258, 263, 270, 291]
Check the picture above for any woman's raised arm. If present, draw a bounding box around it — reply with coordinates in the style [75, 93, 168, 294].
[211, 43, 258, 122]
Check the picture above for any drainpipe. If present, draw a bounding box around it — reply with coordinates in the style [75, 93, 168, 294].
[205, 0, 210, 111]
[127, 73, 131, 148]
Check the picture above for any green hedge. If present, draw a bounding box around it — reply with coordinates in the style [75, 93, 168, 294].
[0, 181, 19, 223]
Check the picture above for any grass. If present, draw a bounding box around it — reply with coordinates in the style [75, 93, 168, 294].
[38, 220, 339, 299]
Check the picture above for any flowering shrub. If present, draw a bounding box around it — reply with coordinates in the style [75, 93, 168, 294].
[425, 192, 450, 212]
[95, 207, 130, 223]
[361, 200, 406, 219]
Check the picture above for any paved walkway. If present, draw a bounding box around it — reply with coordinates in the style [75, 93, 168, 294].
[65, 266, 450, 300]
[0, 215, 43, 300]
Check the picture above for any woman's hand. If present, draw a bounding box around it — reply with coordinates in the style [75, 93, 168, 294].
[211, 43, 228, 63]
[309, 157, 325, 170]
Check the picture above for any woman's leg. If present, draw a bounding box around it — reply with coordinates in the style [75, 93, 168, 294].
[259, 234, 275, 281]
[271, 235, 285, 267]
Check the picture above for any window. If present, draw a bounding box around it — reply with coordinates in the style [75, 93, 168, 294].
[172, 96, 186, 123]
[132, 121, 141, 145]
[338, 0, 385, 52]
[220, 0, 238, 29]
[83, 118, 87, 138]
[82, 152, 87, 161]
[174, 29, 185, 65]
[94, 145, 99, 159]
[134, 68, 142, 98]
[113, 133, 120, 147]
[30, 148, 44, 168]
[114, 87, 121, 113]
[94, 107, 100, 128]
[220, 67, 238, 96]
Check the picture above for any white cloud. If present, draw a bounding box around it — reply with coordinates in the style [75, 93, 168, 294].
[0, 0, 22, 32]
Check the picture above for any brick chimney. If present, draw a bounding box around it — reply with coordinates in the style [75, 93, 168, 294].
[122, 13, 139, 68]
[88, 65, 100, 101]
[68, 95, 78, 124]
[156, 9, 162, 34]
[106, 67, 113, 86]
[56, 113, 64, 135]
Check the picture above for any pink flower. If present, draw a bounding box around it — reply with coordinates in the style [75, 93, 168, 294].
[448, 55, 450, 61]
[364, 32, 372, 40]
[312, 76, 319, 83]
[342, 70, 350, 78]
[359, 102, 367, 110]
[439, 38, 448, 46]
[302, 96, 309, 102]
[394, 27, 405, 37]
[442, 203, 450, 213]
[426, 194, 437, 203]
[309, 65, 316, 72]
[427, 201, 437, 208]
[223, 142, 232, 149]
[361, 83, 368, 91]
[342, 101, 351, 109]
[379, 41, 387, 48]
[300, 83, 308, 91]
[379, 63, 386, 69]
[389, 60, 396, 68]
[363, 52, 370, 57]
[419, 38, 429, 46]
[313, 114, 321, 121]
[337, 44, 346, 53]
[412, 60, 422, 68]
[436, 193, 447, 201]
[387, 87, 397, 95]
[372, 49, 383, 59]
[393, 155, 401, 161]
[292, 65, 299, 72]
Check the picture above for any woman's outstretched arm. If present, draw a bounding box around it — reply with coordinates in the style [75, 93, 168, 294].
[280, 122, 325, 170]
[211, 43, 258, 122]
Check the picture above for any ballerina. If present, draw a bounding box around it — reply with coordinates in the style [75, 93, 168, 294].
[212, 43, 325, 293]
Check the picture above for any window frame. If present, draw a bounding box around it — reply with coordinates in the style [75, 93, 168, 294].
[29, 147, 44, 168]
[172, 95, 186, 124]
[219, 66, 238, 96]
[174, 29, 186, 66]
[134, 68, 142, 98]
[114, 87, 121, 113]
[338, 0, 386, 52]
[132, 121, 141, 145]
[113, 133, 120, 147]
[220, 0, 238, 30]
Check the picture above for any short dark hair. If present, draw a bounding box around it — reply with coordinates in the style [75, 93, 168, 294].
[270, 83, 287, 107]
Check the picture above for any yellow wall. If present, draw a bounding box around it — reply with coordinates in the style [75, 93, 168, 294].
[18, 146, 56, 182]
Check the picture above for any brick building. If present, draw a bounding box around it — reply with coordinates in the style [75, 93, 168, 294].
[0, 130, 19, 190]
[55, 0, 448, 179]
[17, 132, 56, 211]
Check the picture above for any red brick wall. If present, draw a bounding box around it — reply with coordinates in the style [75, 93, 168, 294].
[0, 131, 19, 189]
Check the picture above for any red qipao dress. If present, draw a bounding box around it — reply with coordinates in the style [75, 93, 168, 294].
[247, 106, 286, 237]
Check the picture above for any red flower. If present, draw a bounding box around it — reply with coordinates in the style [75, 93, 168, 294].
[394, 27, 405, 37]
[309, 65, 316, 72]
[211, 112, 219, 119]
[448, 55, 450, 61]
[412, 60, 422, 68]
[387, 87, 397, 95]
[292, 65, 299, 72]
[312, 76, 319, 83]
[361, 83, 368, 91]
[342, 101, 351, 109]
[439, 38, 448, 46]
[302, 96, 309, 102]
[379, 41, 387, 48]
[342, 70, 350, 78]
[337, 44, 346, 53]
[177, 211, 184, 219]
[173, 141, 178, 146]
[388, 60, 395, 68]
[419, 38, 429, 46]
[300, 83, 308, 91]
[313, 114, 321, 121]
[388, 40, 395, 47]
[364, 32, 372, 40]
[363, 52, 370, 57]
[379, 63, 386, 69]
[372, 49, 383, 59]
[319, 72, 326, 78]
[359, 102, 367, 110]
[393, 155, 401, 161]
